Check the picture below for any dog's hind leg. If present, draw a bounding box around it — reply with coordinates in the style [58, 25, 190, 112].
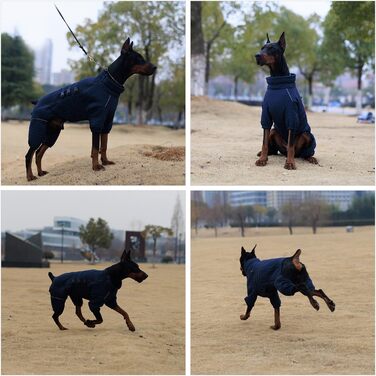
[25, 147, 37, 181]
[110, 304, 135, 331]
[51, 296, 68, 330]
[100, 133, 115, 165]
[311, 289, 335, 312]
[91, 133, 105, 171]
[35, 144, 49, 176]
[269, 291, 281, 330]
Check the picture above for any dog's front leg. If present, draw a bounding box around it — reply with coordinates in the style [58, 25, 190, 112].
[85, 306, 103, 328]
[25, 147, 37, 181]
[240, 306, 252, 320]
[285, 130, 296, 170]
[91, 133, 105, 171]
[100, 134, 115, 165]
[255, 129, 270, 166]
[111, 304, 135, 331]
[311, 289, 335, 312]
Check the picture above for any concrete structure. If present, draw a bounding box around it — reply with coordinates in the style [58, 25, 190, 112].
[2, 232, 49, 268]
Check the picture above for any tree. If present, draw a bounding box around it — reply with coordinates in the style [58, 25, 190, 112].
[204, 192, 225, 237]
[67, 1, 184, 124]
[191, 1, 206, 96]
[266, 207, 278, 224]
[191, 194, 208, 235]
[79, 218, 114, 263]
[300, 199, 330, 234]
[201, 2, 238, 95]
[230, 205, 255, 237]
[281, 201, 299, 235]
[322, 1, 375, 113]
[171, 195, 184, 262]
[142, 225, 173, 267]
[1, 33, 35, 108]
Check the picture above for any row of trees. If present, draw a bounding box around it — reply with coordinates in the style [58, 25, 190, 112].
[191, 1, 375, 112]
[2, 1, 185, 125]
[191, 193, 375, 237]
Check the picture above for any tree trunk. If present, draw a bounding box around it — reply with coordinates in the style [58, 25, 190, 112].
[214, 226, 217, 237]
[288, 224, 293, 235]
[234, 75, 239, 99]
[152, 238, 157, 268]
[356, 62, 363, 114]
[312, 221, 317, 234]
[204, 42, 212, 96]
[307, 76, 313, 110]
[191, 1, 205, 96]
[137, 76, 145, 125]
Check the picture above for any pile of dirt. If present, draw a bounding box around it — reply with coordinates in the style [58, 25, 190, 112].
[143, 146, 185, 161]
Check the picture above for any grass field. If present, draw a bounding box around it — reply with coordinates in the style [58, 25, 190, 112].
[2, 262, 185, 375]
[191, 226, 374, 374]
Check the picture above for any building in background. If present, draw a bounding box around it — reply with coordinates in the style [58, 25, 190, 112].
[34, 39, 53, 84]
[200, 191, 363, 211]
[52, 69, 75, 86]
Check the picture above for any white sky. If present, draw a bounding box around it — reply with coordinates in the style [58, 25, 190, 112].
[1, 190, 185, 232]
[2, 1, 330, 73]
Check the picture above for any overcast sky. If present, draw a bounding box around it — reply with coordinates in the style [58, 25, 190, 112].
[2, 1, 330, 73]
[2, 190, 185, 232]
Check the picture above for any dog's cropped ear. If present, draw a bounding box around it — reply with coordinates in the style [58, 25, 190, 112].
[121, 37, 131, 54]
[121, 248, 131, 262]
[266, 33, 270, 43]
[241, 246, 246, 255]
[278, 31, 286, 50]
[250, 244, 257, 256]
[291, 249, 302, 270]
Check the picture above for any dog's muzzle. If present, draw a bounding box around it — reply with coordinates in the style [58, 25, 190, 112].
[255, 54, 264, 66]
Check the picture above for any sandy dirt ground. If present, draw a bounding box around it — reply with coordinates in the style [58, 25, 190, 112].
[191, 226, 374, 374]
[2, 262, 185, 375]
[2, 122, 185, 185]
[191, 97, 375, 185]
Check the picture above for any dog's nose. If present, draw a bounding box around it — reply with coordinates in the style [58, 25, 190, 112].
[143, 272, 148, 280]
[255, 53, 261, 58]
[152, 65, 157, 73]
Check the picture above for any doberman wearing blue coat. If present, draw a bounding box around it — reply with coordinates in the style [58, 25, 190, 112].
[25, 38, 156, 181]
[239, 245, 335, 330]
[48, 249, 148, 331]
[255, 32, 318, 170]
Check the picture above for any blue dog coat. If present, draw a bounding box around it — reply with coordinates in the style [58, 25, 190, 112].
[49, 269, 119, 311]
[244, 257, 315, 309]
[261, 74, 316, 158]
[28, 70, 124, 149]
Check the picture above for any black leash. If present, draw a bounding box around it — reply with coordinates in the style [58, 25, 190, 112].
[54, 4, 100, 67]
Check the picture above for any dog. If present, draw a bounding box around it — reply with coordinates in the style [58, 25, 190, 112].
[25, 37, 156, 181]
[48, 249, 148, 331]
[255, 32, 318, 170]
[239, 245, 335, 330]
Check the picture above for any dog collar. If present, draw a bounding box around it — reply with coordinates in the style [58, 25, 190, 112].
[266, 73, 296, 89]
[97, 70, 125, 96]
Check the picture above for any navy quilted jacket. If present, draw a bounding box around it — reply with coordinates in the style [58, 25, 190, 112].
[31, 70, 124, 134]
[49, 269, 119, 311]
[261, 74, 312, 142]
[244, 257, 315, 309]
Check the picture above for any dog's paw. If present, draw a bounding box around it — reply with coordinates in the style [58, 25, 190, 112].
[284, 161, 296, 170]
[102, 160, 115, 166]
[84, 320, 96, 328]
[311, 300, 320, 311]
[127, 322, 136, 331]
[327, 300, 335, 312]
[27, 175, 38, 181]
[92, 164, 105, 171]
[240, 314, 250, 321]
[255, 158, 268, 167]
[305, 156, 318, 164]
[38, 170, 49, 176]
[270, 324, 281, 330]
[60, 326, 68, 330]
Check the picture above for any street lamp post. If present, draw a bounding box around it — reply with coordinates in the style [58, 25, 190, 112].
[60, 225, 64, 263]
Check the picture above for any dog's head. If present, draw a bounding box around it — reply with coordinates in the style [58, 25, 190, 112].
[120, 37, 157, 76]
[118, 249, 148, 283]
[281, 249, 313, 287]
[240, 244, 257, 276]
[255, 32, 286, 67]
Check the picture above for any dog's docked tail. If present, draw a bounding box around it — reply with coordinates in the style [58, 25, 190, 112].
[48, 272, 55, 281]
